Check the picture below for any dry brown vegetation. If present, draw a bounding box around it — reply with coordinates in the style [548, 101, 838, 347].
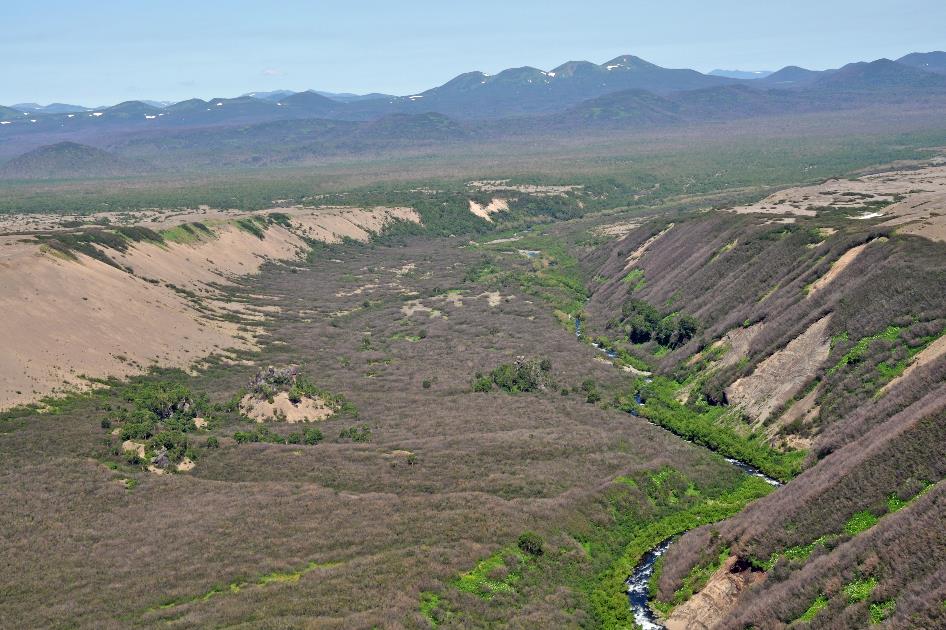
[0, 235, 748, 629]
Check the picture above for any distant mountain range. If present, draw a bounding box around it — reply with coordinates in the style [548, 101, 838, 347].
[2, 51, 946, 176]
[709, 69, 773, 80]
[4, 50, 943, 123]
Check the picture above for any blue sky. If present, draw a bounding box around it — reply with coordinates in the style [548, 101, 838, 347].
[3, 0, 944, 105]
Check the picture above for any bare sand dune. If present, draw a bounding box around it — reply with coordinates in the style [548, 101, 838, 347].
[0, 206, 419, 409]
[726, 161, 946, 242]
[0, 242, 251, 408]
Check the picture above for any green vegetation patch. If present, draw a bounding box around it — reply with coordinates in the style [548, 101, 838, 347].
[612, 298, 700, 349]
[160, 221, 214, 244]
[797, 594, 829, 622]
[869, 599, 896, 624]
[472, 358, 554, 393]
[829, 325, 901, 375]
[844, 510, 879, 536]
[150, 559, 339, 612]
[455, 547, 529, 599]
[630, 376, 804, 482]
[843, 577, 878, 603]
[234, 216, 267, 239]
[485, 235, 589, 316]
[590, 474, 773, 627]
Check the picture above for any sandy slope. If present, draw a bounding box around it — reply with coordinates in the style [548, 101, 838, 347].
[0, 206, 419, 409]
[726, 315, 832, 424]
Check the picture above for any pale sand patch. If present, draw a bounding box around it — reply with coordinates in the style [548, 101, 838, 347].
[391, 263, 416, 276]
[880, 334, 946, 394]
[111, 224, 307, 294]
[593, 220, 642, 238]
[193, 417, 208, 429]
[477, 291, 507, 307]
[291, 206, 420, 243]
[147, 465, 166, 475]
[689, 322, 766, 369]
[400, 300, 435, 317]
[481, 235, 522, 245]
[240, 391, 333, 423]
[176, 457, 195, 472]
[122, 440, 146, 458]
[335, 283, 380, 297]
[468, 180, 582, 196]
[664, 556, 765, 630]
[388, 450, 414, 458]
[807, 242, 869, 297]
[468, 198, 509, 222]
[623, 224, 674, 271]
[770, 386, 821, 448]
[725, 161, 946, 242]
[727, 315, 832, 424]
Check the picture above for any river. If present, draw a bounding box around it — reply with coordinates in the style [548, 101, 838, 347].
[573, 316, 781, 627]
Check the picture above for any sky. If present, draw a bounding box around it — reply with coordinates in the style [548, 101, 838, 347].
[3, 0, 944, 106]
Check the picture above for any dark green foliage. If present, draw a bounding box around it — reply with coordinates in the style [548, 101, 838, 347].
[234, 217, 266, 239]
[148, 431, 190, 463]
[581, 379, 602, 404]
[474, 358, 555, 394]
[302, 428, 324, 445]
[114, 225, 164, 244]
[516, 532, 545, 556]
[266, 212, 293, 228]
[205, 436, 219, 449]
[610, 298, 700, 349]
[107, 380, 208, 448]
[339, 425, 371, 443]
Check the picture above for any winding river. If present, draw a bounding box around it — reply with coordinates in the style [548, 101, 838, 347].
[574, 317, 781, 627]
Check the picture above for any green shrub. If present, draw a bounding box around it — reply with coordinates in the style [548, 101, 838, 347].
[517, 532, 545, 556]
[472, 374, 493, 392]
[303, 428, 323, 445]
[474, 358, 554, 394]
[869, 600, 895, 624]
[205, 436, 219, 449]
[339, 425, 371, 443]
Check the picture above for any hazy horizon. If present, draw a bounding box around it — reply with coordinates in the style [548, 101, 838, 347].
[4, 0, 945, 106]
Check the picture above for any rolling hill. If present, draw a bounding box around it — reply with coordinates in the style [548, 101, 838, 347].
[0, 142, 141, 180]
